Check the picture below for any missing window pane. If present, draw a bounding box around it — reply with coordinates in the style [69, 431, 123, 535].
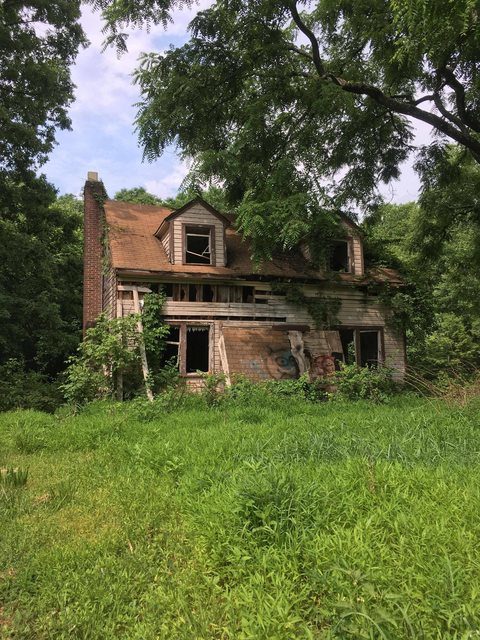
[330, 241, 349, 272]
[359, 331, 379, 368]
[185, 226, 211, 264]
[186, 326, 209, 373]
[339, 329, 356, 364]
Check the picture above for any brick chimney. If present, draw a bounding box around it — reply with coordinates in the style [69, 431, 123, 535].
[83, 172, 107, 332]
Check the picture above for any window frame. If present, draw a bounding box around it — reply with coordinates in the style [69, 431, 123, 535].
[165, 321, 213, 376]
[329, 238, 354, 273]
[182, 223, 216, 266]
[335, 326, 384, 367]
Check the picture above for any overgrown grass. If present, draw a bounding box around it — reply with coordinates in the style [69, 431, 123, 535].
[1, 394, 480, 638]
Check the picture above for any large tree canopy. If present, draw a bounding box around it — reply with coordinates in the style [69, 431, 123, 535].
[0, 1, 86, 180]
[91, 0, 480, 254]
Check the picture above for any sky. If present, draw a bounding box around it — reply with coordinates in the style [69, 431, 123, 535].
[43, 3, 432, 204]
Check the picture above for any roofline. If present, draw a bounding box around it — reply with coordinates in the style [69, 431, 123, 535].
[154, 196, 231, 237]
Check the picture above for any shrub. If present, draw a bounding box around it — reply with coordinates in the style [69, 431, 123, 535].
[61, 314, 143, 405]
[333, 363, 397, 402]
[0, 359, 62, 413]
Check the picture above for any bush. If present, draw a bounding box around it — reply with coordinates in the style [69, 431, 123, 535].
[333, 363, 397, 402]
[226, 373, 326, 404]
[0, 359, 62, 413]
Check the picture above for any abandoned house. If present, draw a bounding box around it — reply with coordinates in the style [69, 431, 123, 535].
[83, 172, 406, 387]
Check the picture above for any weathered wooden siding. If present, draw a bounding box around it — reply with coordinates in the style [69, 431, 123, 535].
[102, 263, 116, 319]
[160, 232, 170, 261]
[118, 281, 406, 380]
[172, 204, 225, 266]
[351, 235, 364, 275]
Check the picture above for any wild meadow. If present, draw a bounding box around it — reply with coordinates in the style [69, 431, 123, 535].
[1, 393, 480, 638]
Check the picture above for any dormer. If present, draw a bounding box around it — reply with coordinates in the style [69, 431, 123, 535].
[299, 214, 364, 276]
[155, 197, 230, 267]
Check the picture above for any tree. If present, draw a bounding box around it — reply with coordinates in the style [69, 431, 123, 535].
[363, 149, 480, 373]
[114, 187, 165, 206]
[0, 185, 83, 375]
[0, 1, 86, 180]
[90, 0, 480, 256]
[114, 184, 231, 212]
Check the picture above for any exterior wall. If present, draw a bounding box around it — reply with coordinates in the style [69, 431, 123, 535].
[102, 261, 117, 320]
[171, 204, 226, 266]
[116, 279, 406, 381]
[83, 178, 107, 331]
[351, 234, 364, 275]
[160, 232, 170, 261]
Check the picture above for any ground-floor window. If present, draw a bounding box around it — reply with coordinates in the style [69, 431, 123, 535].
[336, 327, 383, 368]
[162, 323, 211, 375]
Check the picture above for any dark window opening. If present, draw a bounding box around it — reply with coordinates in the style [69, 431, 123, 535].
[242, 286, 254, 303]
[330, 240, 349, 272]
[186, 326, 209, 373]
[189, 284, 198, 302]
[185, 226, 211, 264]
[163, 282, 174, 297]
[359, 330, 379, 368]
[204, 284, 215, 302]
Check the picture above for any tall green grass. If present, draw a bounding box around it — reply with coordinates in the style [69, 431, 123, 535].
[1, 395, 480, 638]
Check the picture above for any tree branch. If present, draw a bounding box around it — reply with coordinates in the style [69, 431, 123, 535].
[440, 66, 480, 133]
[288, 1, 326, 77]
[286, 3, 480, 160]
[433, 92, 467, 133]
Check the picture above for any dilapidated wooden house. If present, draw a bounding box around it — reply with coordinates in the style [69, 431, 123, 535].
[83, 172, 406, 387]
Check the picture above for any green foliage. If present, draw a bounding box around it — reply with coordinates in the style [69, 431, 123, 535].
[272, 282, 341, 329]
[0, 2, 86, 177]
[226, 373, 326, 404]
[2, 397, 480, 636]
[0, 186, 83, 375]
[0, 359, 63, 413]
[114, 187, 165, 206]
[61, 314, 142, 405]
[363, 147, 480, 376]
[199, 372, 226, 407]
[334, 364, 397, 403]
[91, 0, 480, 257]
[61, 294, 171, 404]
[0, 467, 28, 489]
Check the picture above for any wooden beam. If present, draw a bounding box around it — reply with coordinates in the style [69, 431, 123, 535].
[132, 286, 154, 402]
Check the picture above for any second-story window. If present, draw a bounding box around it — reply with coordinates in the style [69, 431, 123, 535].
[330, 240, 350, 272]
[185, 226, 212, 264]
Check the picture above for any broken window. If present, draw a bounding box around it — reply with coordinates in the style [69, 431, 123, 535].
[163, 323, 211, 374]
[185, 226, 212, 264]
[339, 329, 356, 365]
[336, 328, 381, 368]
[163, 325, 180, 368]
[186, 326, 210, 373]
[330, 240, 350, 272]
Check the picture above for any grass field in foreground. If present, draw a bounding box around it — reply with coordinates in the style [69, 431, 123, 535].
[1, 395, 480, 639]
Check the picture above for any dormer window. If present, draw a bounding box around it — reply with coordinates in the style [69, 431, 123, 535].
[184, 225, 213, 265]
[330, 240, 350, 272]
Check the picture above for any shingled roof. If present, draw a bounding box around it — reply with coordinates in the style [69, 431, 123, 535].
[104, 199, 402, 284]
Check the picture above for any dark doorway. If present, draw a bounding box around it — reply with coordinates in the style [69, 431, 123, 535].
[186, 326, 209, 373]
[359, 331, 379, 367]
